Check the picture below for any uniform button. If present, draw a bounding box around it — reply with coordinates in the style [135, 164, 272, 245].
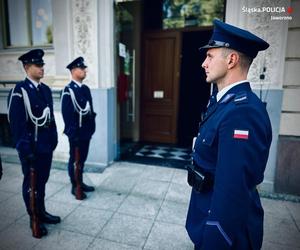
[202, 139, 206, 143]
[198, 133, 200, 136]
[208, 210, 211, 214]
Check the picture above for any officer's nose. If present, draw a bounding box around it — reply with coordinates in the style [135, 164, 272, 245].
[202, 58, 208, 69]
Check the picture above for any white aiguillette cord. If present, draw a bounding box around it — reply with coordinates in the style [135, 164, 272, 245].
[21, 87, 50, 142]
[61, 87, 91, 128]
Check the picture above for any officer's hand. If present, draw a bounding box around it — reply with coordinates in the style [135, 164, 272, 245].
[26, 154, 35, 165]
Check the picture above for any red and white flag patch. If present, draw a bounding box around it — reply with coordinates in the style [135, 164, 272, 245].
[233, 129, 249, 139]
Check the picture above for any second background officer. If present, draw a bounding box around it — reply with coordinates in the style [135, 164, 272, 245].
[61, 57, 96, 200]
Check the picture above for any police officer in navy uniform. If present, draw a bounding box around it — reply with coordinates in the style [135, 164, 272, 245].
[185, 20, 272, 250]
[7, 49, 61, 237]
[61, 57, 96, 199]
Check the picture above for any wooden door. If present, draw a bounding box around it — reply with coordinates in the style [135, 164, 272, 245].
[140, 31, 181, 144]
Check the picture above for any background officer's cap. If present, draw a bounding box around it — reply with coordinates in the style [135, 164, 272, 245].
[66, 57, 87, 70]
[200, 19, 269, 58]
[18, 49, 45, 65]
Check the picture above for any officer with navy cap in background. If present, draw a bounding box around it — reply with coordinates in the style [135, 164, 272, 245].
[7, 49, 61, 238]
[61, 57, 96, 200]
[185, 19, 272, 249]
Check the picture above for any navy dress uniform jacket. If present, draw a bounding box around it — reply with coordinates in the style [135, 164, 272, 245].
[61, 81, 96, 142]
[8, 78, 58, 155]
[186, 82, 272, 250]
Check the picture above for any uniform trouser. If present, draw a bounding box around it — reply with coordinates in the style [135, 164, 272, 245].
[68, 139, 90, 185]
[19, 152, 53, 216]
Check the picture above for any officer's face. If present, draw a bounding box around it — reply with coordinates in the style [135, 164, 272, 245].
[72, 67, 87, 81]
[25, 64, 44, 81]
[202, 48, 227, 84]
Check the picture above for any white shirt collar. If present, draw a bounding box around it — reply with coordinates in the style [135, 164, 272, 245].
[26, 77, 40, 88]
[216, 80, 247, 102]
[72, 79, 82, 87]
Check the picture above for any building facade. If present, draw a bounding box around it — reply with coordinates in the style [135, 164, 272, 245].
[0, 0, 299, 195]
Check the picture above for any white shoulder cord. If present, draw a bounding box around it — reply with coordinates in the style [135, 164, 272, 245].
[65, 87, 91, 128]
[21, 87, 51, 142]
[60, 89, 70, 110]
[7, 87, 25, 123]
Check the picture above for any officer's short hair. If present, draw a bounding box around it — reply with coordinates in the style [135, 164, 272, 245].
[221, 48, 253, 71]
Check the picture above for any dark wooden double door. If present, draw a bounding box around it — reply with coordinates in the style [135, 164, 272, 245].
[140, 29, 211, 145]
[140, 31, 181, 144]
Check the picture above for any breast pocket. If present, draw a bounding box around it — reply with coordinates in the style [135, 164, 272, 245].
[200, 130, 216, 147]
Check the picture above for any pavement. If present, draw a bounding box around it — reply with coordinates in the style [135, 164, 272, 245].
[0, 157, 300, 250]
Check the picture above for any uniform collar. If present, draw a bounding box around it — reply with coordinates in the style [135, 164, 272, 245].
[26, 76, 40, 89]
[216, 80, 247, 102]
[72, 79, 83, 87]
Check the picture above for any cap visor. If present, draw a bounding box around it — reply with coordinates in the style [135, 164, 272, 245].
[199, 44, 223, 51]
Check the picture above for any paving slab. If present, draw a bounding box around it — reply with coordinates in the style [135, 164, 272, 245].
[0, 222, 40, 250]
[144, 221, 193, 250]
[156, 200, 189, 226]
[81, 189, 127, 211]
[117, 194, 163, 220]
[165, 182, 191, 204]
[61, 206, 113, 236]
[99, 213, 153, 248]
[132, 179, 169, 200]
[33, 229, 94, 250]
[87, 238, 141, 250]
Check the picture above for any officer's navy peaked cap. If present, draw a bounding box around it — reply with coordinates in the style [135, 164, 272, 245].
[200, 19, 269, 58]
[66, 57, 87, 70]
[18, 49, 45, 65]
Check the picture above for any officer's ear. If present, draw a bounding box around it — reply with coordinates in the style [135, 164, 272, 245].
[227, 52, 239, 69]
[24, 64, 30, 71]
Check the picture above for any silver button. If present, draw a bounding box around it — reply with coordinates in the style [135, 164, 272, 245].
[202, 139, 206, 143]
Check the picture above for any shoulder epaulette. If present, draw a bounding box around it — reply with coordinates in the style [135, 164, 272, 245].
[220, 93, 235, 104]
[234, 91, 248, 104]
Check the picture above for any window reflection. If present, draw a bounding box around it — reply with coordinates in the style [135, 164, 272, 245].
[163, 0, 225, 29]
[3, 0, 53, 48]
[31, 0, 53, 45]
[7, 0, 30, 46]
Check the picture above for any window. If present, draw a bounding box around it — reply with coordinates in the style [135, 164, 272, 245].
[1, 0, 53, 48]
[162, 0, 225, 29]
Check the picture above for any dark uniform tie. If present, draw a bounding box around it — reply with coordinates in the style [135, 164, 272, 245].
[36, 84, 46, 103]
[203, 86, 218, 119]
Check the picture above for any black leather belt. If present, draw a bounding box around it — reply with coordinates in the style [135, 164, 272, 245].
[186, 163, 214, 192]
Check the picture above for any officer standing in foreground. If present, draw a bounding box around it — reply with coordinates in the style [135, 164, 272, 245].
[185, 19, 272, 250]
[7, 49, 61, 238]
[61, 57, 96, 200]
